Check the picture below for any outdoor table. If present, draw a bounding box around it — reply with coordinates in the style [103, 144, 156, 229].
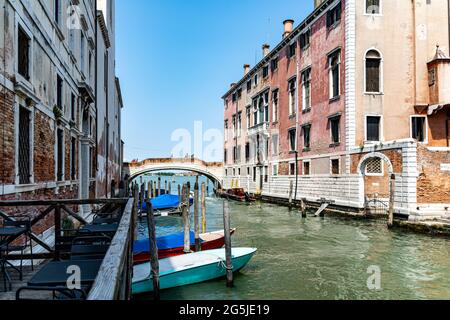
[28, 260, 103, 287]
[79, 223, 119, 235]
[0, 227, 27, 242]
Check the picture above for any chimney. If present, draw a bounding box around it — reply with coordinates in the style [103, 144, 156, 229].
[262, 44, 270, 57]
[314, 0, 326, 8]
[283, 19, 294, 39]
[244, 64, 250, 75]
[230, 83, 236, 89]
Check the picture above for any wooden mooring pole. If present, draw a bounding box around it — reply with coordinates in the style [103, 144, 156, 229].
[148, 181, 152, 200]
[157, 178, 161, 196]
[388, 174, 396, 228]
[182, 185, 191, 254]
[301, 198, 307, 218]
[223, 201, 233, 287]
[146, 202, 160, 300]
[153, 181, 157, 199]
[165, 180, 168, 194]
[194, 180, 200, 251]
[288, 180, 294, 209]
[201, 182, 207, 234]
[168, 182, 172, 194]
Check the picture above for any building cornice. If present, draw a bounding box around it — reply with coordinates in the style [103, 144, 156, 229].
[221, 0, 339, 99]
[97, 10, 111, 49]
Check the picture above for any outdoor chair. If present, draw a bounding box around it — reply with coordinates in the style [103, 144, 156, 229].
[0, 216, 33, 291]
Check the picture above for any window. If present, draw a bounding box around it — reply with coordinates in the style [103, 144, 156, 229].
[18, 106, 31, 185]
[18, 26, 31, 80]
[254, 74, 258, 87]
[237, 112, 242, 137]
[264, 91, 269, 123]
[253, 99, 258, 126]
[224, 120, 229, 142]
[81, 32, 86, 74]
[411, 116, 427, 142]
[331, 159, 340, 175]
[366, 0, 381, 14]
[288, 42, 296, 58]
[289, 163, 296, 176]
[264, 166, 269, 183]
[300, 29, 311, 50]
[272, 134, 279, 156]
[232, 115, 236, 138]
[71, 137, 77, 180]
[54, 0, 62, 25]
[288, 78, 297, 116]
[288, 129, 297, 152]
[303, 161, 311, 176]
[56, 128, 64, 181]
[330, 116, 341, 144]
[302, 68, 311, 111]
[232, 93, 236, 103]
[302, 125, 311, 150]
[247, 80, 252, 92]
[263, 65, 269, 78]
[70, 93, 76, 121]
[57, 75, 63, 110]
[272, 90, 279, 122]
[271, 57, 278, 71]
[245, 143, 250, 162]
[224, 149, 228, 164]
[328, 51, 341, 99]
[247, 167, 250, 176]
[366, 50, 382, 93]
[272, 164, 278, 177]
[327, 2, 342, 29]
[246, 106, 251, 129]
[253, 167, 257, 182]
[366, 116, 381, 142]
[365, 157, 383, 176]
[237, 88, 242, 99]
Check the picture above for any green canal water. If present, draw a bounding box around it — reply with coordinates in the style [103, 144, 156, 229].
[137, 175, 450, 300]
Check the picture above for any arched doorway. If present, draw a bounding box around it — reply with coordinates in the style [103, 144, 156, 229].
[358, 153, 394, 216]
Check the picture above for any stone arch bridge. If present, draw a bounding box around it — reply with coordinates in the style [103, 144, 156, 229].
[123, 158, 224, 188]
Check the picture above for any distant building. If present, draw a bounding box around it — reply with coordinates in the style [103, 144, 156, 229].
[0, 0, 124, 222]
[222, 0, 450, 220]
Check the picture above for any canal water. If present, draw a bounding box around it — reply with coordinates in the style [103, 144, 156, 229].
[137, 175, 450, 300]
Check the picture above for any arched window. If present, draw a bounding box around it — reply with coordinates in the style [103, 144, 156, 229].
[366, 0, 381, 15]
[365, 50, 382, 93]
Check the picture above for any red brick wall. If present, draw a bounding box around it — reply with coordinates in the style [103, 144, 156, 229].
[298, 3, 346, 158]
[417, 145, 450, 203]
[34, 110, 56, 182]
[0, 87, 15, 184]
[351, 149, 403, 174]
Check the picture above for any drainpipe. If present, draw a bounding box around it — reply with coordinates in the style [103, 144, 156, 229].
[294, 41, 300, 203]
[95, 1, 99, 198]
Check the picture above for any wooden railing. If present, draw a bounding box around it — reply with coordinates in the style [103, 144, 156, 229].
[0, 197, 137, 300]
[88, 197, 138, 300]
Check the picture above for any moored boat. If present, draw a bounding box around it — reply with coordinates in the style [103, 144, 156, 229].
[139, 194, 193, 216]
[133, 229, 237, 264]
[217, 188, 256, 203]
[132, 247, 257, 294]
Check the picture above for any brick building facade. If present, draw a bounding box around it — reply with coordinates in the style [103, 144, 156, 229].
[222, 0, 450, 220]
[0, 0, 124, 232]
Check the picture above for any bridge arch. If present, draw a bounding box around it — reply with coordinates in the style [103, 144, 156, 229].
[124, 158, 224, 189]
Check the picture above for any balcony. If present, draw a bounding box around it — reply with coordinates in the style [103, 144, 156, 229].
[248, 122, 270, 137]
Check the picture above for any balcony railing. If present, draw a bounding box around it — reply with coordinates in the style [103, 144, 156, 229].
[248, 122, 270, 136]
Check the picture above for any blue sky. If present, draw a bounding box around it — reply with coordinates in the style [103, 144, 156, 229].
[116, 0, 312, 162]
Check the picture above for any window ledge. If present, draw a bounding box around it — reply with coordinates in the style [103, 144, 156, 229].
[301, 44, 310, 52]
[329, 143, 341, 148]
[303, 148, 311, 153]
[329, 96, 341, 103]
[327, 21, 341, 32]
[302, 108, 311, 114]
[289, 114, 297, 120]
[364, 92, 384, 96]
